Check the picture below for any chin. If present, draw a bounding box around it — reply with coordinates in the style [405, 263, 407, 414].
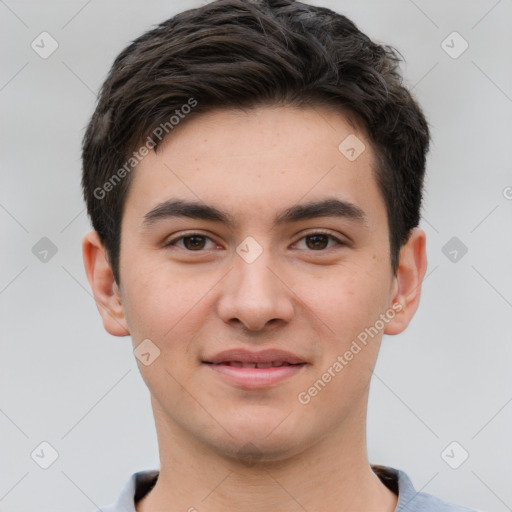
[204, 414, 313, 465]
[213, 437, 306, 466]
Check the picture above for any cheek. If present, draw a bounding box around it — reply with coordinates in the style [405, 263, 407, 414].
[299, 270, 388, 410]
[122, 264, 216, 354]
[120, 265, 179, 341]
[296, 264, 389, 338]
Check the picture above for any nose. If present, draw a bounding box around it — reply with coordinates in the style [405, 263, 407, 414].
[216, 245, 295, 332]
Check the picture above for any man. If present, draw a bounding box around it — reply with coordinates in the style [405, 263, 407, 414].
[81, 1, 477, 510]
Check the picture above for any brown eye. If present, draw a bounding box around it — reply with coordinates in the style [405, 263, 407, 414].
[294, 232, 344, 251]
[305, 234, 330, 250]
[182, 236, 207, 250]
[165, 234, 216, 251]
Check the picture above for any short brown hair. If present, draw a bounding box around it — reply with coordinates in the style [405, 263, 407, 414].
[82, 0, 430, 284]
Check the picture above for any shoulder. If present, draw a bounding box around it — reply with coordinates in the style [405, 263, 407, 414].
[372, 465, 480, 512]
[92, 470, 159, 512]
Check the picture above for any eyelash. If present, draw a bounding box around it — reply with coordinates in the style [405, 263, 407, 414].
[164, 230, 346, 252]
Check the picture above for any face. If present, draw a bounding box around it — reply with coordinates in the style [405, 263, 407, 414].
[85, 105, 425, 463]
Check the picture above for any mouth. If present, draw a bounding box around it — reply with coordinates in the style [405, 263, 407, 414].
[205, 361, 303, 368]
[202, 349, 308, 389]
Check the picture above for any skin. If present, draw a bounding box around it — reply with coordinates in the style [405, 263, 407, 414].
[83, 105, 427, 512]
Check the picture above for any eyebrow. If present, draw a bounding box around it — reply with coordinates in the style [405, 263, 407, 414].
[141, 198, 368, 229]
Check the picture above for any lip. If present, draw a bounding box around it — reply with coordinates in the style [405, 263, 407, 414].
[204, 348, 306, 365]
[203, 348, 308, 389]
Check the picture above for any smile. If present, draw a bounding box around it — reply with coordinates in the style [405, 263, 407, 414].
[209, 361, 301, 368]
[203, 362, 306, 389]
[202, 348, 308, 388]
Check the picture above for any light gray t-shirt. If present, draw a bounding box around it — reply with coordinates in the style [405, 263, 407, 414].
[95, 465, 478, 512]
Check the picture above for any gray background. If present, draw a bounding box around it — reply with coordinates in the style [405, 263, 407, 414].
[1, 1, 511, 511]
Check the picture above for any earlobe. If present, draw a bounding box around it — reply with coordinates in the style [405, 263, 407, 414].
[82, 231, 130, 337]
[384, 228, 427, 335]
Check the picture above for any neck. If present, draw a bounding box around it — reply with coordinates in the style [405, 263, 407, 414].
[136, 397, 397, 512]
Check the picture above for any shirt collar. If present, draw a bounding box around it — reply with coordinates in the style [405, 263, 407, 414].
[104, 465, 454, 512]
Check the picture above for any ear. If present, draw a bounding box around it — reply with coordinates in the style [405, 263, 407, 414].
[82, 230, 130, 337]
[384, 227, 427, 335]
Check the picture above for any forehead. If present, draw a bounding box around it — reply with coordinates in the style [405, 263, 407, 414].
[123, 105, 386, 231]
[156, 105, 371, 168]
